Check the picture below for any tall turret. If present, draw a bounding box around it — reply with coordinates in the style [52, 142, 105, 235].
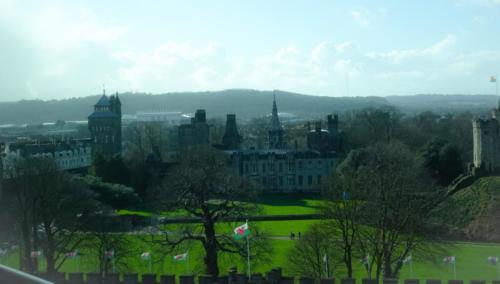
[268, 92, 285, 149]
[222, 114, 242, 150]
[88, 90, 122, 158]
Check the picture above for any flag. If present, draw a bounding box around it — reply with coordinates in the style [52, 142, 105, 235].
[173, 252, 188, 262]
[443, 256, 456, 264]
[65, 250, 78, 258]
[488, 256, 498, 265]
[141, 252, 151, 260]
[30, 250, 42, 258]
[360, 255, 369, 266]
[105, 250, 114, 258]
[323, 254, 327, 263]
[342, 191, 349, 201]
[402, 255, 412, 264]
[234, 222, 250, 240]
[491, 76, 497, 83]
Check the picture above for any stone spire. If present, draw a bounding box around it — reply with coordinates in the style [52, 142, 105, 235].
[270, 91, 283, 132]
[268, 91, 285, 149]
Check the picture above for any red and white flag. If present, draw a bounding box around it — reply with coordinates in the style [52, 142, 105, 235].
[173, 252, 188, 262]
[65, 251, 78, 258]
[443, 256, 456, 264]
[30, 250, 43, 258]
[488, 256, 498, 265]
[105, 250, 115, 258]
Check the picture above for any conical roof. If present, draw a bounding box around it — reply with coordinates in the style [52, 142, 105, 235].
[95, 95, 110, 107]
[270, 94, 283, 131]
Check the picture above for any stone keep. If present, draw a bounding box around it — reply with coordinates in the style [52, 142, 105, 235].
[473, 106, 500, 172]
[88, 91, 122, 158]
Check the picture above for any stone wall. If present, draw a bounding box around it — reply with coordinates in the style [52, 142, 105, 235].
[30, 268, 500, 284]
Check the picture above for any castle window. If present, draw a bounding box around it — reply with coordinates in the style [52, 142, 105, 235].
[484, 131, 489, 135]
[298, 175, 303, 185]
[317, 175, 322, 184]
[279, 177, 283, 186]
[245, 163, 249, 173]
[262, 163, 266, 172]
[298, 161, 303, 170]
[279, 163, 283, 172]
[308, 176, 312, 185]
[262, 177, 267, 185]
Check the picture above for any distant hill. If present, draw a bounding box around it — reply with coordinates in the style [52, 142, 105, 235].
[0, 89, 387, 124]
[0, 90, 496, 125]
[386, 94, 498, 114]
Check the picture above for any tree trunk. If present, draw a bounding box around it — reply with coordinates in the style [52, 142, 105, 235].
[346, 245, 353, 278]
[21, 218, 33, 272]
[44, 223, 56, 275]
[203, 218, 219, 276]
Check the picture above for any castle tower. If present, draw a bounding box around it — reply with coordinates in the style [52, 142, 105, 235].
[327, 114, 339, 150]
[222, 114, 242, 150]
[178, 109, 210, 147]
[268, 92, 285, 149]
[473, 118, 499, 172]
[88, 90, 122, 158]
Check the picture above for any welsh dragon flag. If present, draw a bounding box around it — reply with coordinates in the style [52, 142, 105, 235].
[234, 222, 250, 240]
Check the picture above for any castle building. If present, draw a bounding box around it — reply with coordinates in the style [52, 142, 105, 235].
[306, 114, 339, 153]
[2, 139, 92, 173]
[222, 114, 242, 150]
[174, 96, 338, 193]
[224, 96, 338, 193]
[88, 91, 122, 157]
[178, 109, 210, 148]
[472, 104, 500, 172]
[268, 94, 285, 149]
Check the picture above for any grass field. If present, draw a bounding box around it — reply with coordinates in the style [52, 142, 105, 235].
[3, 194, 500, 280]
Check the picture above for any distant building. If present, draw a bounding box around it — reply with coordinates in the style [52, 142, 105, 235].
[222, 114, 242, 150]
[174, 95, 339, 193]
[227, 149, 336, 193]
[178, 109, 210, 147]
[225, 95, 338, 193]
[472, 103, 500, 172]
[136, 111, 188, 123]
[268, 94, 286, 149]
[2, 139, 91, 172]
[306, 114, 340, 153]
[88, 91, 122, 157]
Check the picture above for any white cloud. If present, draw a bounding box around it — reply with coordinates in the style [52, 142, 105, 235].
[350, 10, 370, 27]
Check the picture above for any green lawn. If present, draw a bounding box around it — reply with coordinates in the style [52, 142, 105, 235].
[118, 194, 322, 218]
[4, 195, 500, 280]
[3, 236, 500, 281]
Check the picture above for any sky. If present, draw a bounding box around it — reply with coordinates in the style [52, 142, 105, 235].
[0, 0, 500, 101]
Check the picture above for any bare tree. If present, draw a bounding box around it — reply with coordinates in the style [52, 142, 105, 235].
[357, 141, 444, 279]
[3, 156, 97, 273]
[322, 149, 366, 278]
[150, 146, 270, 276]
[288, 223, 341, 281]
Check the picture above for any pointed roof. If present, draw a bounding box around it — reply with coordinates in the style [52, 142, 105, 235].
[270, 91, 283, 132]
[95, 94, 110, 107]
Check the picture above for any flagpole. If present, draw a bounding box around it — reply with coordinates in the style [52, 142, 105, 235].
[325, 255, 329, 279]
[246, 220, 250, 279]
[496, 259, 499, 280]
[453, 260, 456, 279]
[409, 254, 413, 278]
[368, 253, 371, 280]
